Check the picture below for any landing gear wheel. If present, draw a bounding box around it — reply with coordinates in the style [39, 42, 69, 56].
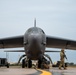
[22, 59, 25, 68]
[28, 59, 32, 68]
[38, 59, 42, 68]
[6, 63, 9, 68]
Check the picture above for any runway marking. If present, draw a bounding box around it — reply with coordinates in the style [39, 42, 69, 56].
[37, 69, 52, 75]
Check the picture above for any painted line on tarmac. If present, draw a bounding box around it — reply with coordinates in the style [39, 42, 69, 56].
[37, 69, 52, 75]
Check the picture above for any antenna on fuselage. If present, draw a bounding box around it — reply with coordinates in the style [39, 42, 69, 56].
[34, 18, 36, 27]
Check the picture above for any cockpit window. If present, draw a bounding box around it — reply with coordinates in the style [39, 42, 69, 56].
[27, 28, 32, 32]
[27, 27, 45, 34]
[41, 30, 45, 34]
[38, 28, 45, 34]
[27, 27, 38, 33]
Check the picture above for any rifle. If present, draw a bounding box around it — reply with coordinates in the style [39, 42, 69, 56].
[64, 53, 68, 60]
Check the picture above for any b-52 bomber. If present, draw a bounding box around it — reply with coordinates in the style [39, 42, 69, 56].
[0, 19, 76, 68]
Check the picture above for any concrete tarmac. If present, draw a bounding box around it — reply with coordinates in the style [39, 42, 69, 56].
[0, 67, 76, 75]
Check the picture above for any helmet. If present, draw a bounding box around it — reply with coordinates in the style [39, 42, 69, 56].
[61, 49, 64, 52]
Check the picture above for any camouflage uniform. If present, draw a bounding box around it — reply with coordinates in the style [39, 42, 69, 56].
[59, 49, 66, 69]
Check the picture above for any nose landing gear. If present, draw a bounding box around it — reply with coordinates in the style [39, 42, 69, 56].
[18, 54, 32, 68]
[18, 54, 52, 69]
[37, 54, 52, 69]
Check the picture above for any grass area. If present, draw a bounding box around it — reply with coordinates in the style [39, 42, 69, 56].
[68, 65, 76, 68]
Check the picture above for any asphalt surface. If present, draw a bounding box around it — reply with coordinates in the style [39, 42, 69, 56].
[0, 67, 76, 75]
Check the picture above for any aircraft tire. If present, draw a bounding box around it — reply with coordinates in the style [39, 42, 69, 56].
[38, 59, 42, 68]
[6, 63, 9, 68]
[28, 59, 32, 68]
[22, 59, 25, 68]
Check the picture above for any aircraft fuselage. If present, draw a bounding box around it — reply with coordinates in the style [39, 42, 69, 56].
[24, 27, 46, 60]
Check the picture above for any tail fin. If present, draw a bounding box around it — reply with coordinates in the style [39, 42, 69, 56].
[34, 18, 36, 27]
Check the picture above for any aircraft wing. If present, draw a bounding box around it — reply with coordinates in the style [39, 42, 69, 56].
[4, 50, 60, 52]
[0, 35, 23, 48]
[4, 50, 25, 52]
[0, 35, 76, 50]
[46, 35, 76, 50]
[45, 50, 60, 52]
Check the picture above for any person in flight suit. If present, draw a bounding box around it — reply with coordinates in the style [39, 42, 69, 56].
[59, 49, 67, 70]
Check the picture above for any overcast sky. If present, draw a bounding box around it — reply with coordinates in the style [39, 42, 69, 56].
[0, 0, 76, 64]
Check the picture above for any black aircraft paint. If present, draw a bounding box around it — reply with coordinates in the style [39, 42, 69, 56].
[24, 26, 46, 60]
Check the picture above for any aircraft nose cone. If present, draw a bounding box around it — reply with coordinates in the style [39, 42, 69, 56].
[29, 33, 41, 44]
